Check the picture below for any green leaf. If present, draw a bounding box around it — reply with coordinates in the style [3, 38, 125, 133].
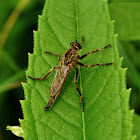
[109, 2, 140, 40]
[117, 41, 140, 111]
[133, 114, 140, 140]
[118, 42, 140, 90]
[6, 125, 24, 138]
[20, 0, 133, 139]
[109, 0, 140, 2]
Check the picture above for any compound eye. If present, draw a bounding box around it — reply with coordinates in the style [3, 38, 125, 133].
[77, 44, 81, 49]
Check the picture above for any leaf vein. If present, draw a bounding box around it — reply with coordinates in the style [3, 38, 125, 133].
[53, 14, 75, 32]
[52, 109, 82, 131]
[39, 120, 67, 140]
[51, 5, 75, 19]
[47, 20, 67, 51]
[86, 67, 114, 110]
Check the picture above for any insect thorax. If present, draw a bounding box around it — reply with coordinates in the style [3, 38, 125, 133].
[63, 49, 79, 65]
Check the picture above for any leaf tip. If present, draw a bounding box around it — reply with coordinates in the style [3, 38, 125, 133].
[18, 118, 22, 122]
[6, 125, 24, 138]
[112, 20, 115, 23]
[120, 56, 123, 60]
[131, 109, 134, 114]
[120, 57, 124, 65]
[21, 82, 27, 88]
[128, 88, 132, 92]
[124, 67, 128, 71]
[21, 82, 25, 86]
[133, 135, 137, 140]
[19, 100, 23, 104]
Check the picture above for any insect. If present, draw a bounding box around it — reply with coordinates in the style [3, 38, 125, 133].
[27, 36, 114, 112]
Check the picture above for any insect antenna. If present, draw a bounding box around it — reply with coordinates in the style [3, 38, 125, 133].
[74, 36, 78, 43]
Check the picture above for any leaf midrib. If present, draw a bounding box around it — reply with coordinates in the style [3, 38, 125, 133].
[74, 0, 86, 139]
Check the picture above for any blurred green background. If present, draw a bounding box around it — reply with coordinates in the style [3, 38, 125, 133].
[0, 0, 45, 139]
[0, 0, 140, 139]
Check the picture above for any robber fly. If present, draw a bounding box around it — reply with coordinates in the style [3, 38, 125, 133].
[27, 36, 114, 112]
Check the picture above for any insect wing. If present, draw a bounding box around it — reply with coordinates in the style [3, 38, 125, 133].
[50, 65, 72, 97]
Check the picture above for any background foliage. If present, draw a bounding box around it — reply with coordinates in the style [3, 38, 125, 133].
[0, 0, 140, 139]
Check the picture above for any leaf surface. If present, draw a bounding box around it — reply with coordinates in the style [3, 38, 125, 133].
[133, 114, 140, 140]
[20, 0, 133, 139]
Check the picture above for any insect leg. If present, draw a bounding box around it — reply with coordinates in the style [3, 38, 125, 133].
[27, 66, 60, 80]
[44, 51, 60, 60]
[74, 67, 85, 112]
[79, 44, 112, 59]
[77, 62, 114, 67]
[80, 35, 85, 45]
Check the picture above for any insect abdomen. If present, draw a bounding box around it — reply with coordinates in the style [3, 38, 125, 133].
[45, 65, 73, 110]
